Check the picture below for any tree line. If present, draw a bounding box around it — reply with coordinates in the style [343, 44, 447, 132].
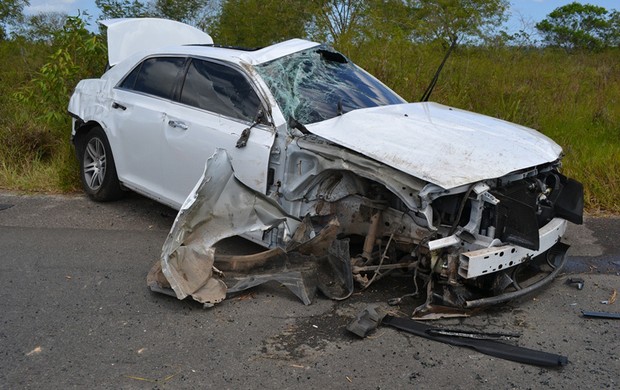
[1, 1, 620, 51]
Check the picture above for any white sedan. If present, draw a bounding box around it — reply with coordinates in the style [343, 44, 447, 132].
[68, 18, 583, 315]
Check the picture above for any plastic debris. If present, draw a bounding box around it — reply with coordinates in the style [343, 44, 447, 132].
[566, 277, 584, 290]
[581, 311, 620, 319]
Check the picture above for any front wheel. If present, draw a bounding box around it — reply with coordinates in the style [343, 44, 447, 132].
[77, 126, 124, 201]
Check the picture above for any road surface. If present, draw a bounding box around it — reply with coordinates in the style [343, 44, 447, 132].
[0, 192, 618, 389]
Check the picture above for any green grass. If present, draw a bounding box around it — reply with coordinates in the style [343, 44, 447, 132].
[1, 39, 618, 213]
[351, 45, 620, 213]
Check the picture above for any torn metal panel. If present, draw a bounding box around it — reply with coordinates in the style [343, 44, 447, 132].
[151, 149, 354, 306]
[217, 217, 353, 304]
[149, 145, 582, 313]
[157, 149, 300, 305]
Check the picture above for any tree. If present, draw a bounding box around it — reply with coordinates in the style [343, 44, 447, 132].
[411, 0, 509, 47]
[96, 0, 215, 28]
[15, 15, 106, 124]
[152, 0, 211, 25]
[536, 2, 618, 50]
[607, 10, 620, 46]
[95, 0, 150, 20]
[310, 0, 367, 44]
[0, 0, 29, 40]
[14, 11, 67, 43]
[215, 0, 316, 47]
[361, 0, 419, 42]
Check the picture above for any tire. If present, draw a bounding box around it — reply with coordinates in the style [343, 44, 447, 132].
[77, 126, 124, 201]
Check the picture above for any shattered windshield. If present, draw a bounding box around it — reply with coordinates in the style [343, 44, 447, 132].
[255, 45, 405, 125]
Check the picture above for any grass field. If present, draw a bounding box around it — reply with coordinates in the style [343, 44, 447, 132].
[1, 39, 618, 212]
[351, 45, 620, 213]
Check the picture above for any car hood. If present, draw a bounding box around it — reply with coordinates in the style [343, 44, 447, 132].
[305, 102, 562, 189]
[101, 18, 213, 66]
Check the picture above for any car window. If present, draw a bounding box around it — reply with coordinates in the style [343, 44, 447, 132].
[119, 57, 186, 99]
[180, 59, 261, 121]
[256, 46, 405, 124]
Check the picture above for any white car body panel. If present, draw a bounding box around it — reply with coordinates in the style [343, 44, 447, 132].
[306, 102, 563, 190]
[101, 18, 213, 66]
[237, 39, 320, 65]
[69, 72, 275, 209]
[107, 89, 169, 194]
[161, 104, 275, 207]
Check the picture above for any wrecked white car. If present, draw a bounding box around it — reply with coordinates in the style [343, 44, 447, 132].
[68, 19, 583, 317]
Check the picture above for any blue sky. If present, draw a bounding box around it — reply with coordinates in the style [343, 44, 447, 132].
[24, 0, 620, 35]
[507, 0, 619, 32]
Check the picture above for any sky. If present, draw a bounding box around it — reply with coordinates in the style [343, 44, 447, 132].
[24, 0, 620, 35]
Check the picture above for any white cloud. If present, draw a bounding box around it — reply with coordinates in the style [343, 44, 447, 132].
[25, 0, 79, 15]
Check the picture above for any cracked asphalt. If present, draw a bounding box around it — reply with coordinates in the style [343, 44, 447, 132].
[0, 191, 618, 389]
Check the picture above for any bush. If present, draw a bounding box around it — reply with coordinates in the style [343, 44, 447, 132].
[0, 15, 105, 191]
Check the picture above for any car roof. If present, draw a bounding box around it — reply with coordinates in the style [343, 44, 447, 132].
[144, 39, 321, 66]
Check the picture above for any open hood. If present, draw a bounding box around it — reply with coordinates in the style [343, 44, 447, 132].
[101, 18, 213, 67]
[305, 102, 562, 189]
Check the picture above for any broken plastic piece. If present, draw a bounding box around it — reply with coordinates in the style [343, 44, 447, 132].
[581, 311, 620, 319]
[346, 305, 387, 338]
[566, 277, 584, 290]
[382, 315, 568, 367]
[425, 328, 521, 341]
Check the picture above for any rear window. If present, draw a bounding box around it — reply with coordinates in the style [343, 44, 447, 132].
[119, 57, 186, 99]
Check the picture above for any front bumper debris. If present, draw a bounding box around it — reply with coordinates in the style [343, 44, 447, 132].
[148, 150, 582, 317]
[459, 218, 567, 279]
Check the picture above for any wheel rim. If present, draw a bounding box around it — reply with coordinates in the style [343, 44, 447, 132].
[83, 137, 106, 191]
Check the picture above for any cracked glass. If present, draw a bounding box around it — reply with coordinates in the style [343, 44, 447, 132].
[256, 46, 405, 125]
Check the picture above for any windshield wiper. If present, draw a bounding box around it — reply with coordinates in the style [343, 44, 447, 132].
[289, 117, 310, 135]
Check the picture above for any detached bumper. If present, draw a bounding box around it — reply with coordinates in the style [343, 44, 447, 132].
[458, 218, 567, 279]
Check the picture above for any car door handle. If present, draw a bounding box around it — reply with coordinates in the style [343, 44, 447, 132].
[112, 102, 126, 110]
[168, 120, 188, 130]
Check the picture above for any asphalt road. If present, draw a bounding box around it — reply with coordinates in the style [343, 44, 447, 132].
[0, 191, 618, 389]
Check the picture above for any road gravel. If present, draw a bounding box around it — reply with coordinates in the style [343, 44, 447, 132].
[1, 192, 618, 389]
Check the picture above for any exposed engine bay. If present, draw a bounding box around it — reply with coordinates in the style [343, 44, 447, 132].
[148, 145, 583, 318]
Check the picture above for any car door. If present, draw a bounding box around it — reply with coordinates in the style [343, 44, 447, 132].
[160, 58, 275, 207]
[108, 56, 186, 198]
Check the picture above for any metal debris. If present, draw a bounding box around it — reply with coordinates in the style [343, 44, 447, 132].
[566, 277, 584, 290]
